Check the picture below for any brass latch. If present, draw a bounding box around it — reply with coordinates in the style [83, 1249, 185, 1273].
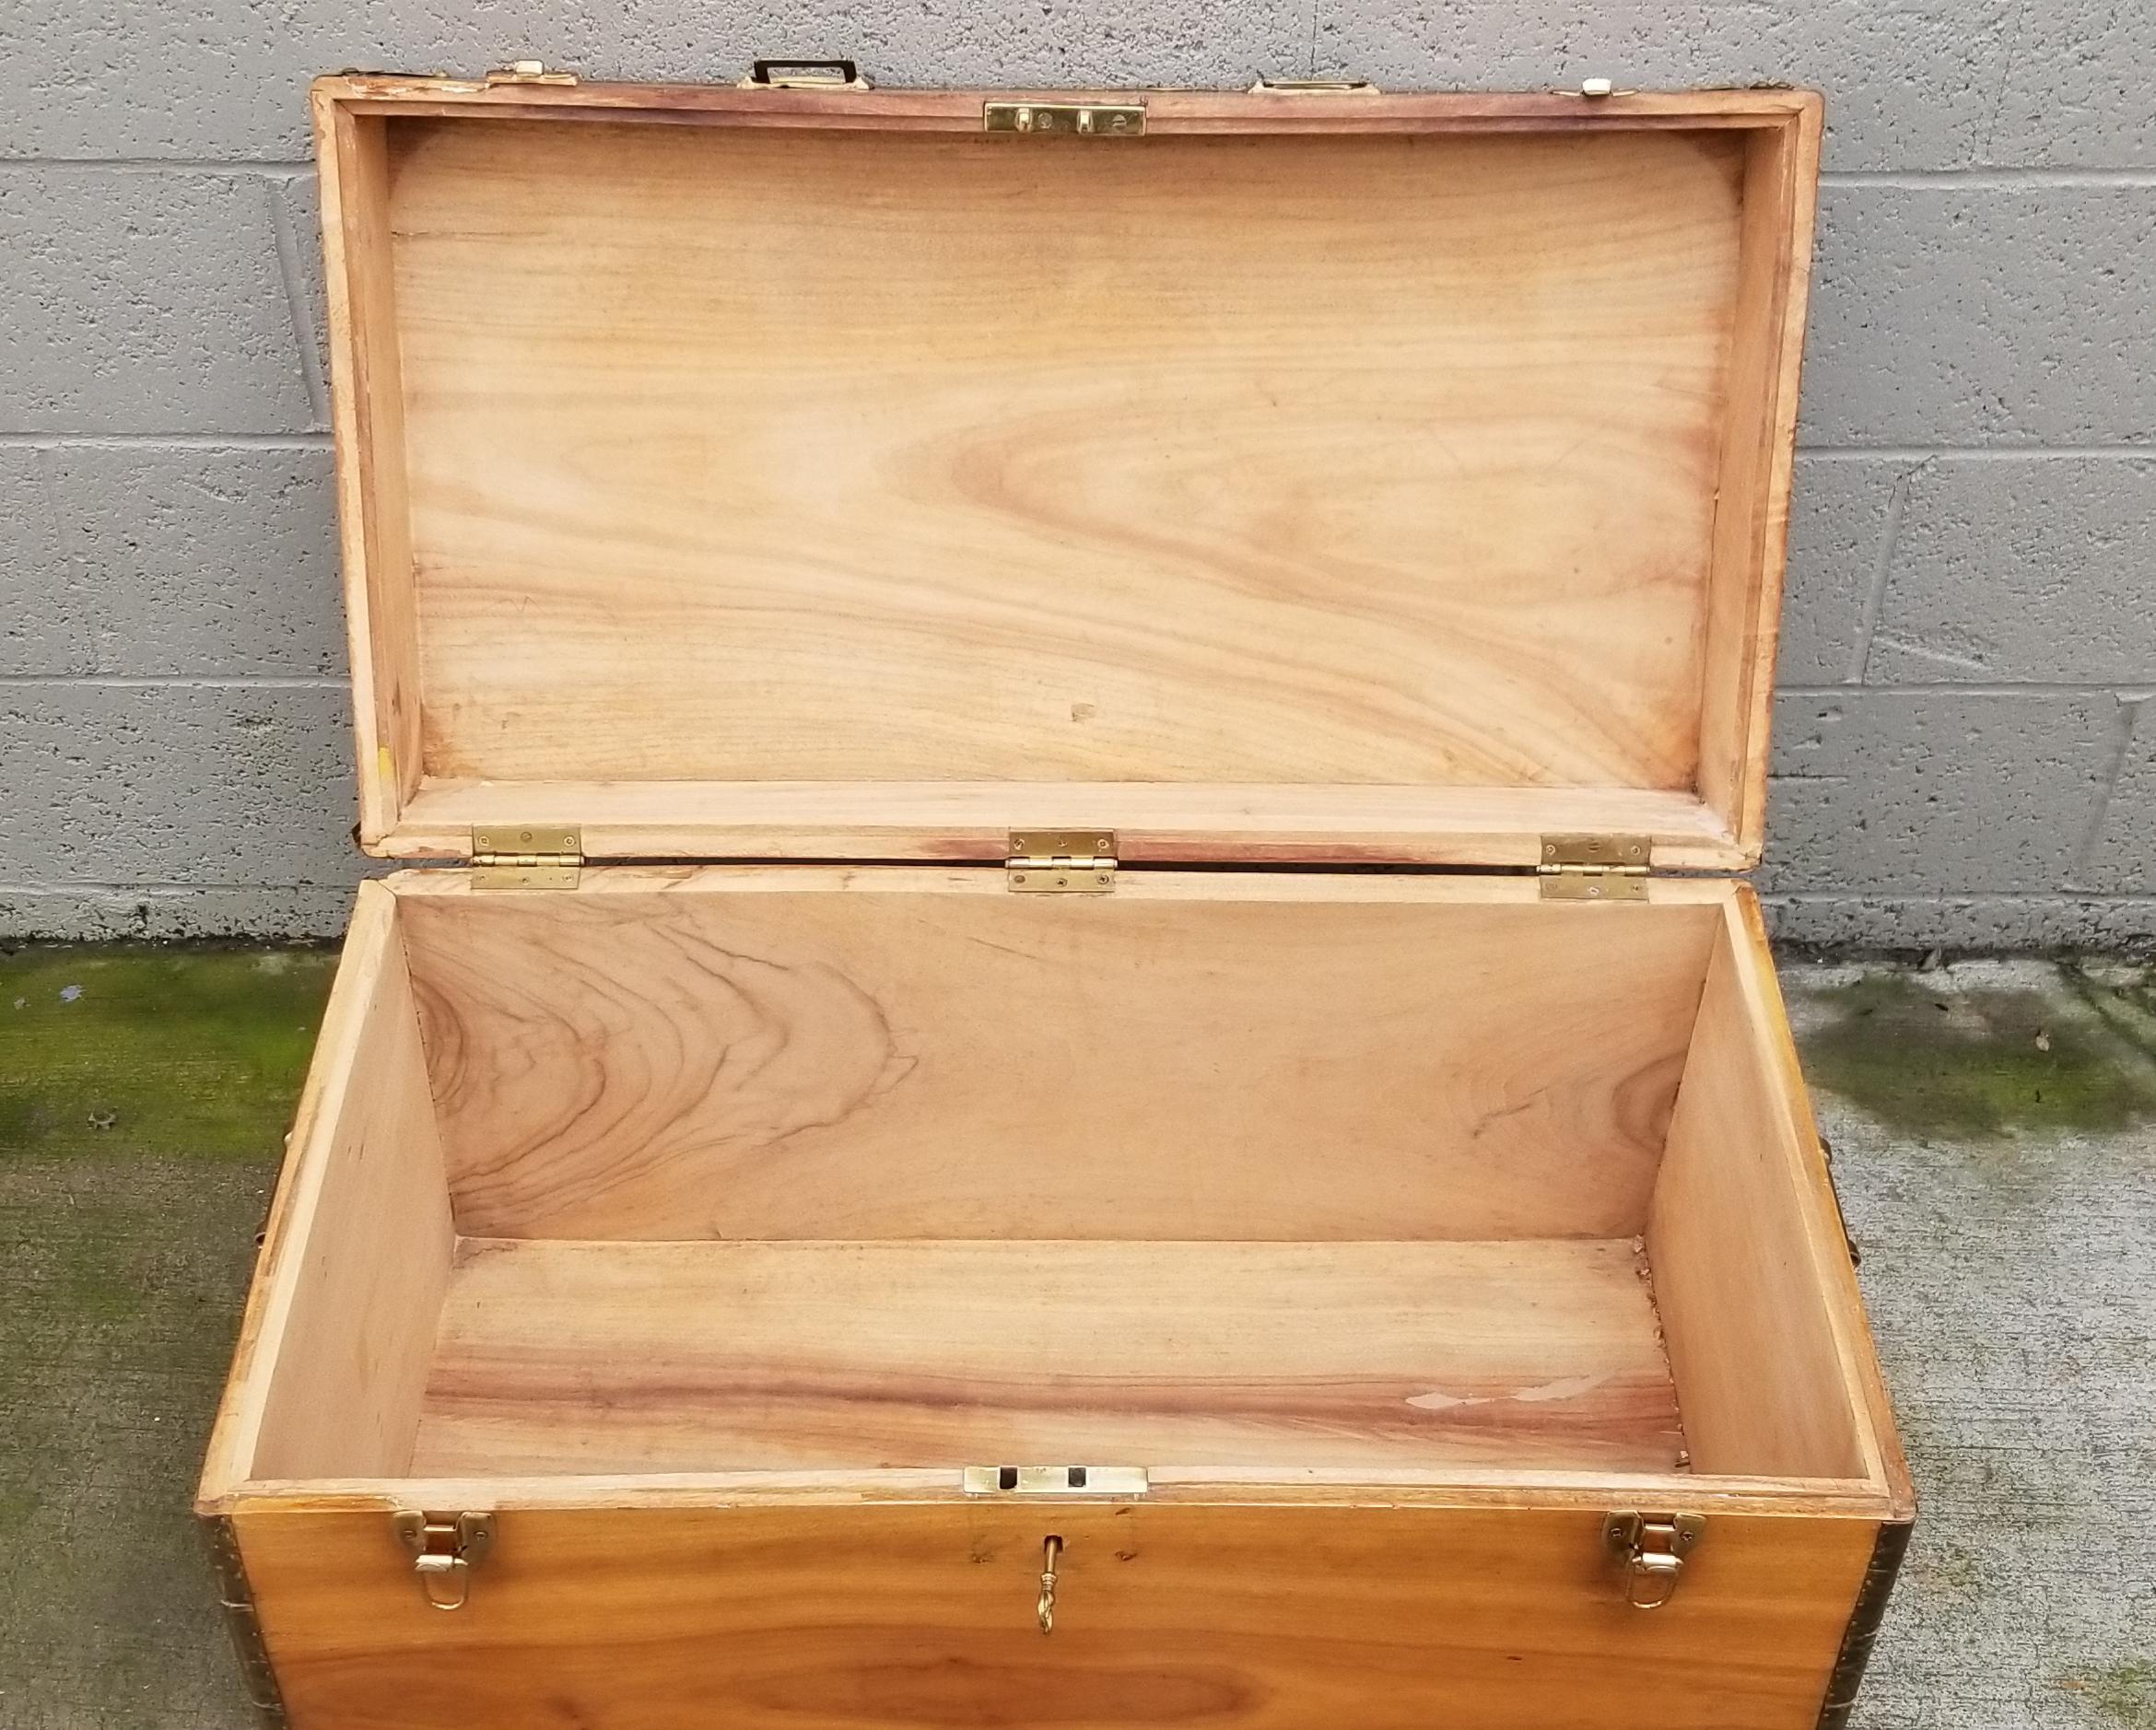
[1605, 1511, 1704, 1609]
[1538, 834, 1650, 901]
[963, 1465, 1150, 1496]
[485, 60, 578, 85]
[983, 100, 1147, 136]
[1007, 831, 1118, 893]
[393, 1512, 496, 1611]
[472, 824, 581, 890]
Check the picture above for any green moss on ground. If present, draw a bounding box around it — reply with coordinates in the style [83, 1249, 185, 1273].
[0, 944, 336, 1163]
[2062, 1659, 2156, 1729]
[1799, 964, 2156, 1140]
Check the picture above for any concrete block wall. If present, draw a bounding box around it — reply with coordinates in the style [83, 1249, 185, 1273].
[2, 2, 2151, 948]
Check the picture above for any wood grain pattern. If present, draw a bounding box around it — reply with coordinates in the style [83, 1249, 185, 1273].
[313, 98, 422, 835]
[395, 877, 1719, 1241]
[1646, 896, 1870, 1482]
[388, 777, 1741, 868]
[238, 1499, 1880, 1730]
[199, 885, 453, 1494]
[318, 85, 1810, 865]
[1695, 101, 1823, 869]
[392, 119, 1739, 793]
[409, 1237, 1685, 1476]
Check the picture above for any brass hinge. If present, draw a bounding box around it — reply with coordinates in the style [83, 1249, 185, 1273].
[963, 1465, 1151, 1496]
[983, 100, 1147, 136]
[471, 824, 581, 890]
[1007, 830, 1118, 893]
[486, 59, 578, 85]
[1605, 1511, 1705, 1608]
[203, 1516, 287, 1727]
[393, 1511, 496, 1610]
[1538, 834, 1651, 901]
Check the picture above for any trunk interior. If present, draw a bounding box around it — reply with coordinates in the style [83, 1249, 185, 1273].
[206, 869, 1889, 1502]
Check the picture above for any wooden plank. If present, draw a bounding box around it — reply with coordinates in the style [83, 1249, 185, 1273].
[197, 884, 454, 1494]
[394, 876, 1721, 1241]
[1721, 888, 1916, 1515]
[1695, 99, 1823, 866]
[309, 84, 1822, 864]
[390, 121, 1732, 794]
[409, 1237, 1685, 1476]
[320, 75, 1824, 134]
[236, 1500, 1879, 1730]
[1646, 890, 1881, 1484]
[314, 93, 423, 841]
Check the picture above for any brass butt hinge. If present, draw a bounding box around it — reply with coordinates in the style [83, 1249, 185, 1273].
[471, 824, 581, 890]
[1605, 1511, 1705, 1608]
[984, 100, 1147, 136]
[393, 1511, 496, 1610]
[963, 1465, 1151, 1496]
[1008, 830, 1118, 893]
[203, 1516, 287, 1727]
[486, 60, 579, 85]
[1538, 834, 1651, 901]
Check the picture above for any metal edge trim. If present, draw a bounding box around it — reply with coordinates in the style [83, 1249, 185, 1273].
[202, 1514, 288, 1728]
[1816, 1517, 1914, 1728]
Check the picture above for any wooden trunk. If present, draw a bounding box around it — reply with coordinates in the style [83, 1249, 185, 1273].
[199, 65, 1912, 1730]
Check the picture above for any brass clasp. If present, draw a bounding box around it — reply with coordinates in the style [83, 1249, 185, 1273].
[393, 1512, 496, 1611]
[1605, 1511, 1704, 1609]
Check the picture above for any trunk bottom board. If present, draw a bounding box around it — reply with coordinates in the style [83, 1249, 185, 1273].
[410, 1237, 1687, 1476]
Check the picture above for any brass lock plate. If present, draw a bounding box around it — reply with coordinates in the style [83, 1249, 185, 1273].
[983, 101, 1146, 136]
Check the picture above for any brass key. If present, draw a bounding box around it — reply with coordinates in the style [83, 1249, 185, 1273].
[1037, 1535, 1063, 1634]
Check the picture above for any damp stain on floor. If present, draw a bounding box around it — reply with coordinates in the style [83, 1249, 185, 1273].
[0, 943, 336, 1162]
[1787, 960, 2156, 1140]
[1, 941, 338, 1729]
[2060, 1660, 2156, 1730]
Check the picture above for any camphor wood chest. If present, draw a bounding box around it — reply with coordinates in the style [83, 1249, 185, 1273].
[198, 62, 1914, 1730]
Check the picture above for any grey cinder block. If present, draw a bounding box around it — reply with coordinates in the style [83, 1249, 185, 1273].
[0, 448, 89, 676]
[0, 683, 359, 883]
[45, 447, 344, 677]
[1867, 457, 2156, 684]
[1782, 456, 1908, 684]
[1988, 0, 2156, 168]
[1806, 183, 2156, 446]
[1762, 690, 2123, 895]
[0, 171, 314, 436]
[2080, 701, 2156, 895]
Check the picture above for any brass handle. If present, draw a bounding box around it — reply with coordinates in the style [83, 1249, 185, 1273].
[1037, 1535, 1063, 1634]
[744, 58, 865, 88]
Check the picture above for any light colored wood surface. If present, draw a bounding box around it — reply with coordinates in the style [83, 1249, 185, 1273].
[238, 1499, 1880, 1730]
[311, 82, 1819, 867]
[198, 885, 453, 1497]
[1723, 888, 1915, 1515]
[409, 1237, 1685, 1476]
[1696, 108, 1822, 868]
[1646, 899, 1870, 1482]
[396, 879, 1719, 1241]
[389, 778, 1740, 867]
[314, 99, 421, 834]
[316, 75, 1826, 134]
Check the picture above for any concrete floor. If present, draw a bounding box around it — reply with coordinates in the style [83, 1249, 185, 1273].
[1, 944, 2150, 1729]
